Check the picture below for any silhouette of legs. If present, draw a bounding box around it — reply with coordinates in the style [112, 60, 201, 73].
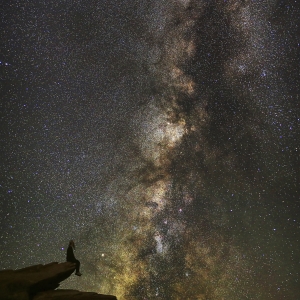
[67, 259, 82, 276]
[74, 259, 80, 273]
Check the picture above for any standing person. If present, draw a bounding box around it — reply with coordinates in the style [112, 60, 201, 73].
[66, 240, 82, 276]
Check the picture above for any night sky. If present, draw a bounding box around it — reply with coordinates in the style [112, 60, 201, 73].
[1, 1, 299, 299]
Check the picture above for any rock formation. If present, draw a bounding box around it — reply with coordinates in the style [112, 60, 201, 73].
[0, 262, 117, 300]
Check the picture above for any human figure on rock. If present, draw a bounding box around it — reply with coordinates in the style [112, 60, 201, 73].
[66, 240, 82, 276]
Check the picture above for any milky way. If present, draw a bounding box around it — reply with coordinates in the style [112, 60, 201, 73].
[1, 1, 299, 299]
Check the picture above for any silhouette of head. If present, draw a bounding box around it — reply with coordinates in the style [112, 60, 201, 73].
[69, 240, 75, 249]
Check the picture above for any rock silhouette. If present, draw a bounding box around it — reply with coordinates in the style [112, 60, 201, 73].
[0, 262, 117, 300]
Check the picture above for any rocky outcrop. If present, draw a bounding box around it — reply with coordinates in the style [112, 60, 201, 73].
[0, 262, 117, 300]
[34, 290, 117, 300]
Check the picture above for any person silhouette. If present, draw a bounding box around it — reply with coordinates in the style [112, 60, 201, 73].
[66, 240, 82, 276]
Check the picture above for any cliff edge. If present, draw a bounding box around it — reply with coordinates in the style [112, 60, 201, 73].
[0, 262, 117, 300]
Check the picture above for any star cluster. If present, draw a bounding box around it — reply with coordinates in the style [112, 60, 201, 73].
[1, 0, 299, 299]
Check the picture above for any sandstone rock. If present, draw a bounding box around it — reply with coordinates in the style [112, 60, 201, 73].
[34, 289, 117, 300]
[0, 262, 76, 300]
[0, 262, 117, 300]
